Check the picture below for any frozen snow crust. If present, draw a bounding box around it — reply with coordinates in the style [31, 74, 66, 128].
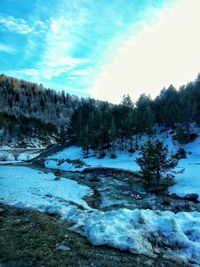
[0, 166, 200, 264]
[68, 208, 200, 265]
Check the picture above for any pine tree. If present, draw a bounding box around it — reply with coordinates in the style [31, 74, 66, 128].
[136, 94, 155, 135]
[136, 139, 176, 190]
[109, 117, 116, 158]
[121, 94, 134, 108]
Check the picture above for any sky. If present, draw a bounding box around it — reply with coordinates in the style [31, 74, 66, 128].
[0, 0, 200, 103]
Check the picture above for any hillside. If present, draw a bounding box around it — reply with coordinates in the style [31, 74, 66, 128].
[0, 74, 81, 128]
[0, 74, 103, 147]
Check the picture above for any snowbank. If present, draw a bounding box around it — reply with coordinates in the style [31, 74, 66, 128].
[68, 208, 200, 264]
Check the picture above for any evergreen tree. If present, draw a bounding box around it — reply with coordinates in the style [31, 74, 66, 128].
[136, 94, 155, 135]
[177, 89, 197, 137]
[121, 94, 134, 108]
[109, 117, 117, 158]
[136, 139, 176, 190]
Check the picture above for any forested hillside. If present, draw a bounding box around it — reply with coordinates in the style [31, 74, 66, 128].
[68, 74, 200, 156]
[0, 74, 101, 146]
[0, 74, 81, 128]
[1, 73, 200, 148]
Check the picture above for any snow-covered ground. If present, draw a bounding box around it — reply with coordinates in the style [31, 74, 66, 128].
[45, 129, 200, 200]
[0, 149, 42, 164]
[169, 133, 200, 200]
[45, 130, 178, 173]
[0, 166, 92, 210]
[45, 146, 140, 172]
[1, 127, 200, 264]
[0, 165, 200, 265]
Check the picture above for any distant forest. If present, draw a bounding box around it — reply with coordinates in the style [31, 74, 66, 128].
[0, 73, 200, 148]
[0, 74, 102, 144]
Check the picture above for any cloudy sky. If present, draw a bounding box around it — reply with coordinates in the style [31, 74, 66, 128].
[0, 0, 200, 103]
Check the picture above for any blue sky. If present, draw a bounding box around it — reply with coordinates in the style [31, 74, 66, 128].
[0, 0, 200, 102]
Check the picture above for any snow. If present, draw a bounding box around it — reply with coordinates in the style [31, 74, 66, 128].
[169, 129, 200, 200]
[0, 165, 200, 264]
[0, 150, 40, 163]
[0, 166, 92, 210]
[169, 162, 200, 200]
[45, 146, 140, 172]
[1, 128, 200, 264]
[68, 208, 200, 264]
[45, 131, 177, 173]
[45, 129, 200, 200]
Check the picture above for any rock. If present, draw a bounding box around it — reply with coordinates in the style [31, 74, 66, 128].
[55, 240, 71, 251]
[184, 193, 199, 202]
[170, 192, 199, 204]
[11, 218, 29, 226]
[161, 196, 170, 206]
[89, 176, 100, 182]
[45, 206, 61, 216]
[123, 191, 131, 195]
[0, 208, 4, 214]
[55, 170, 62, 176]
[130, 193, 143, 200]
[11, 219, 22, 226]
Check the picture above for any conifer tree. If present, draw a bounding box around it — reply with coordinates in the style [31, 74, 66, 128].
[136, 139, 176, 190]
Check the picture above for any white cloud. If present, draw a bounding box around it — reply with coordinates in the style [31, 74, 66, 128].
[6, 67, 69, 82]
[71, 69, 91, 76]
[0, 43, 16, 54]
[0, 14, 33, 34]
[90, 0, 200, 103]
[0, 14, 47, 35]
[37, 15, 89, 80]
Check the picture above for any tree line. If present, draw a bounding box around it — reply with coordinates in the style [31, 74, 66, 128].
[1, 73, 200, 147]
[68, 74, 200, 156]
[0, 112, 58, 146]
